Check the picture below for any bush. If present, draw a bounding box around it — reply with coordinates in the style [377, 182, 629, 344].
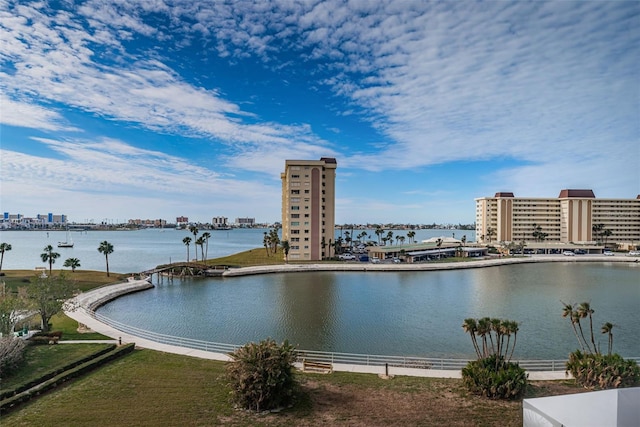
[0, 337, 27, 379]
[461, 355, 528, 400]
[225, 338, 298, 412]
[566, 350, 640, 389]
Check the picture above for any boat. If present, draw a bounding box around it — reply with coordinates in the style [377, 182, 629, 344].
[58, 228, 74, 248]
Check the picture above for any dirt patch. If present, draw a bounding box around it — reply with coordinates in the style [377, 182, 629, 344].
[247, 375, 584, 426]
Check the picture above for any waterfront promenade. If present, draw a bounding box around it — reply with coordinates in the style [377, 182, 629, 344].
[62, 255, 637, 380]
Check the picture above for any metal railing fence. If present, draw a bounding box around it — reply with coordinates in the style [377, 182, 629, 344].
[88, 309, 639, 372]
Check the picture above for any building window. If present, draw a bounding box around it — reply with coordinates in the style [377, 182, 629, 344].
[291, 214, 299, 218]
[291, 206, 300, 210]
[291, 222, 300, 226]
[291, 230, 300, 234]
[291, 174, 300, 178]
[291, 190, 299, 194]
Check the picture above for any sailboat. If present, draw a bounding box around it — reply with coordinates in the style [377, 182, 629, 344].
[58, 228, 74, 248]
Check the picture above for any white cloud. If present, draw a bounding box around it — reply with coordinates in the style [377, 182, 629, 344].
[0, 95, 79, 131]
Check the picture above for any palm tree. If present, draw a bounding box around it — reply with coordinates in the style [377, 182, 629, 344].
[486, 227, 496, 243]
[182, 236, 192, 262]
[462, 318, 481, 359]
[281, 240, 290, 263]
[435, 238, 443, 259]
[189, 226, 199, 261]
[263, 231, 270, 256]
[63, 257, 81, 272]
[476, 317, 491, 357]
[577, 302, 597, 354]
[601, 322, 614, 355]
[195, 236, 205, 261]
[375, 227, 384, 245]
[97, 241, 114, 277]
[0, 242, 11, 273]
[41, 245, 60, 275]
[398, 236, 405, 245]
[201, 232, 211, 260]
[507, 320, 519, 361]
[407, 231, 415, 244]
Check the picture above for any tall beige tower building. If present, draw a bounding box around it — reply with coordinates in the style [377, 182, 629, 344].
[281, 158, 337, 261]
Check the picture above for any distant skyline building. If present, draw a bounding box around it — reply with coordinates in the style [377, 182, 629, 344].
[1, 212, 67, 229]
[281, 157, 337, 261]
[475, 190, 640, 248]
[234, 217, 255, 227]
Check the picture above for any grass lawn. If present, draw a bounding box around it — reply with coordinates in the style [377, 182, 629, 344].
[0, 343, 114, 392]
[1, 348, 583, 426]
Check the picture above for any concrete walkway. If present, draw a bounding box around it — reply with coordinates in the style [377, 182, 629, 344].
[64, 269, 574, 380]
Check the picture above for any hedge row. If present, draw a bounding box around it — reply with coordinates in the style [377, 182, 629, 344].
[0, 343, 135, 414]
[0, 344, 117, 400]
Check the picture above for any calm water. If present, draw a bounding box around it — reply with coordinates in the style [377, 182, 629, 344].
[97, 262, 640, 360]
[0, 228, 473, 273]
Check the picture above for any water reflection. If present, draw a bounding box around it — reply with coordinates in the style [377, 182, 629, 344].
[97, 263, 640, 359]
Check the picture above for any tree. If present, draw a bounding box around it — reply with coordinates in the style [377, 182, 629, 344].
[281, 240, 290, 263]
[0, 290, 22, 336]
[97, 241, 114, 277]
[201, 232, 211, 260]
[0, 243, 11, 273]
[462, 318, 481, 359]
[63, 257, 81, 272]
[182, 236, 192, 262]
[28, 273, 74, 332]
[189, 225, 199, 261]
[40, 245, 60, 275]
[407, 231, 416, 244]
[602, 229, 612, 248]
[263, 231, 270, 256]
[375, 227, 384, 245]
[195, 236, 205, 261]
[601, 322, 615, 356]
[577, 302, 597, 354]
[486, 227, 496, 243]
[435, 238, 443, 259]
[225, 338, 298, 412]
[592, 223, 604, 244]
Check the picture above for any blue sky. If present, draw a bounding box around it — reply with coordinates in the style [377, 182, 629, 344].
[1, 0, 638, 225]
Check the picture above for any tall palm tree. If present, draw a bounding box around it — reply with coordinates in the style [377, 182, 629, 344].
[577, 302, 597, 354]
[462, 318, 481, 359]
[263, 231, 270, 256]
[375, 227, 384, 245]
[476, 317, 491, 357]
[195, 236, 205, 261]
[601, 322, 614, 355]
[201, 232, 211, 260]
[182, 236, 192, 262]
[281, 240, 290, 263]
[63, 257, 81, 272]
[189, 225, 199, 261]
[507, 320, 519, 361]
[97, 241, 114, 277]
[407, 231, 415, 244]
[435, 238, 443, 259]
[40, 245, 60, 275]
[561, 302, 583, 350]
[0, 242, 11, 273]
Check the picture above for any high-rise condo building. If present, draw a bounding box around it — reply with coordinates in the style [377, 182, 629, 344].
[281, 158, 337, 261]
[475, 189, 640, 248]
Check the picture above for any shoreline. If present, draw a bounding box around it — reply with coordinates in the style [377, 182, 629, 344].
[221, 254, 637, 276]
[61, 255, 638, 380]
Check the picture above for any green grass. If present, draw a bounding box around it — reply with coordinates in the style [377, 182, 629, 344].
[48, 313, 111, 341]
[0, 270, 128, 293]
[1, 348, 580, 426]
[0, 343, 113, 392]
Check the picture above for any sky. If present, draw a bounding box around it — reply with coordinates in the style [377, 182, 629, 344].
[1, 0, 638, 225]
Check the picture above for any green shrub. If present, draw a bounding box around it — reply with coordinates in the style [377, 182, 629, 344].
[566, 350, 640, 389]
[461, 355, 528, 400]
[225, 338, 298, 412]
[0, 337, 26, 379]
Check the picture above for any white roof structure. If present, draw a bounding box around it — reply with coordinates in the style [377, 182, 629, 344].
[523, 387, 640, 427]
